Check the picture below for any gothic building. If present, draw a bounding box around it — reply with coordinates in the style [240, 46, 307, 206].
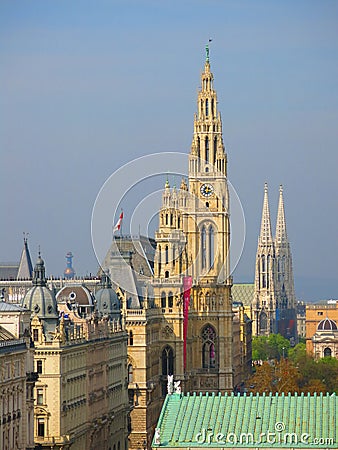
[252, 183, 297, 340]
[100, 47, 249, 450]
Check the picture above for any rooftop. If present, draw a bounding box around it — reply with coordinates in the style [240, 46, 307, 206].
[153, 392, 337, 448]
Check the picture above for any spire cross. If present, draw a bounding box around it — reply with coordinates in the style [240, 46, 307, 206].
[205, 39, 212, 63]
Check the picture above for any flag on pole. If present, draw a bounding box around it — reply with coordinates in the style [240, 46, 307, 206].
[183, 276, 192, 372]
[113, 211, 123, 233]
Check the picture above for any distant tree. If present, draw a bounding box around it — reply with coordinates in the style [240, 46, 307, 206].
[316, 357, 338, 393]
[252, 334, 290, 361]
[288, 343, 306, 364]
[303, 379, 327, 394]
[246, 359, 300, 394]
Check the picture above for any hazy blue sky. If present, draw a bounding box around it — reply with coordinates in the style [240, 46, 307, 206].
[1, 1, 337, 301]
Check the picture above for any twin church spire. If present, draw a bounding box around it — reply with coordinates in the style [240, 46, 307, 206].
[254, 183, 296, 338]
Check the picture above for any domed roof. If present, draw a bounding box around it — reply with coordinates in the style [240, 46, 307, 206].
[56, 285, 94, 306]
[95, 273, 121, 317]
[22, 254, 58, 320]
[317, 317, 338, 331]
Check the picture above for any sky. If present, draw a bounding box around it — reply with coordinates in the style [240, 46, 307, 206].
[1, 0, 337, 302]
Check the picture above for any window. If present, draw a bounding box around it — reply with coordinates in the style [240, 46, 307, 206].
[177, 216, 181, 228]
[260, 312, 267, 331]
[324, 347, 332, 357]
[33, 329, 39, 342]
[168, 292, 173, 308]
[318, 312, 323, 316]
[129, 331, 133, 346]
[165, 246, 169, 264]
[165, 271, 169, 279]
[37, 418, 45, 437]
[161, 292, 166, 309]
[205, 99, 209, 116]
[201, 226, 206, 269]
[202, 325, 216, 369]
[205, 137, 209, 163]
[36, 360, 43, 374]
[37, 389, 43, 405]
[128, 364, 133, 383]
[128, 389, 134, 406]
[208, 226, 214, 268]
[211, 99, 214, 117]
[162, 346, 174, 376]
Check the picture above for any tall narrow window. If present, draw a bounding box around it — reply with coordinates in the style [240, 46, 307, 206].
[197, 137, 200, 159]
[209, 226, 214, 269]
[202, 325, 216, 368]
[260, 312, 267, 331]
[37, 360, 43, 374]
[128, 364, 133, 383]
[37, 389, 43, 405]
[162, 346, 174, 376]
[37, 419, 45, 437]
[165, 246, 169, 264]
[161, 292, 166, 309]
[213, 137, 217, 165]
[33, 329, 39, 342]
[211, 99, 214, 117]
[205, 99, 209, 116]
[129, 331, 134, 346]
[205, 137, 209, 163]
[201, 226, 206, 269]
[168, 292, 173, 308]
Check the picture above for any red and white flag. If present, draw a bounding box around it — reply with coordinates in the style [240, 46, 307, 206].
[113, 211, 123, 233]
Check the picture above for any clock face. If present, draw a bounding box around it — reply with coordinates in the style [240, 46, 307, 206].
[200, 183, 214, 197]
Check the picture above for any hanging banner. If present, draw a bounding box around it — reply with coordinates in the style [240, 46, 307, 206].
[183, 276, 192, 372]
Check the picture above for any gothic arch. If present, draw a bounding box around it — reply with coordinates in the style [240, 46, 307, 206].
[161, 345, 174, 376]
[201, 324, 217, 369]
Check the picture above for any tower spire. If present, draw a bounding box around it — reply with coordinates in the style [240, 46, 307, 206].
[259, 183, 273, 245]
[275, 185, 288, 244]
[17, 233, 33, 280]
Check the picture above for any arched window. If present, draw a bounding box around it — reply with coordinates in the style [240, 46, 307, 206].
[165, 245, 169, 264]
[209, 226, 214, 268]
[129, 330, 134, 346]
[161, 292, 166, 308]
[205, 137, 209, 163]
[202, 325, 216, 368]
[168, 292, 173, 308]
[197, 137, 200, 159]
[165, 214, 168, 225]
[201, 226, 206, 269]
[211, 99, 214, 117]
[213, 137, 217, 164]
[200, 99, 203, 116]
[162, 346, 174, 376]
[177, 216, 181, 228]
[128, 364, 133, 383]
[324, 347, 332, 357]
[165, 270, 169, 279]
[260, 312, 267, 331]
[205, 99, 209, 116]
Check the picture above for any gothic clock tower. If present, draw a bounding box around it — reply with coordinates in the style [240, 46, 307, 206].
[184, 46, 233, 392]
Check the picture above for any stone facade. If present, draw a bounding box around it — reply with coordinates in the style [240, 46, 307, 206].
[252, 184, 297, 340]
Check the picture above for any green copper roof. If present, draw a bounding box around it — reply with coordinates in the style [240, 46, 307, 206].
[232, 283, 254, 306]
[153, 392, 337, 448]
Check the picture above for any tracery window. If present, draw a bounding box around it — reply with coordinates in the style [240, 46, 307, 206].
[202, 325, 216, 369]
[162, 346, 174, 376]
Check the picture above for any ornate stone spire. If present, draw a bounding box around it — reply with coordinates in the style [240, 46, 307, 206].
[189, 46, 226, 176]
[259, 183, 273, 245]
[32, 252, 47, 287]
[275, 185, 288, 245]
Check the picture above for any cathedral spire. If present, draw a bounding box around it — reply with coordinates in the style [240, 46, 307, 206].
[259, 183, 273, 245]
[17, 233, 33, 280]
[275, 185, 288, 244]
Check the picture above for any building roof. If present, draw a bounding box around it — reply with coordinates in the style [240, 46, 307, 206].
[153, 392, 337, 448]
[232, 284, 254, 307]
[17, 238, 33, 279]
[0, 301, 26, 312]
[0, 263, 19, 280]
[317, 317, 338, 331]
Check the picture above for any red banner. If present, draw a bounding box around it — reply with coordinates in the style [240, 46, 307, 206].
[183, 276, 192, 372]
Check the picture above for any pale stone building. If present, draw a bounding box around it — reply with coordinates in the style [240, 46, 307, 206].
[0, 302, 36, 450]
[252, 184, 297, 340]
[21, 254, 129, 449]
